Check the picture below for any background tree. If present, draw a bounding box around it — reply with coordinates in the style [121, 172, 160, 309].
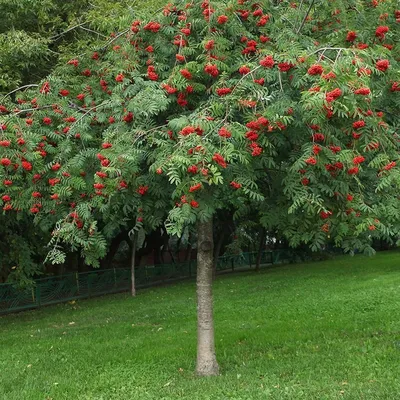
[0, 0, 166, 93]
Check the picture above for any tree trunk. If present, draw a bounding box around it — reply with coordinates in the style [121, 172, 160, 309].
[185, 232, 193, 263]
[247, 245, 253, 268]
[212, 230, 225, 280]
[196, 219, 219, 376]
[160, 229, 169, 264]
[176, 236, 182, 262]
[131, 232, 137, 297]
[256, 227, 266, 272]
[100, 230, 128, 269]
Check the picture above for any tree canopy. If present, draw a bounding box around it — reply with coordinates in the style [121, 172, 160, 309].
[1, 0, 399, 265]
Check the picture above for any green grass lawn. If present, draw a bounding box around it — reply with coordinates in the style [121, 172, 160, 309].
[1, 251, 400, 399]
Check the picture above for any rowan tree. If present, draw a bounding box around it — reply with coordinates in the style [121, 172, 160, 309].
[1, 0, 399, 376]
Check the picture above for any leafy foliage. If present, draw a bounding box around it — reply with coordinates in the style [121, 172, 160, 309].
[0, 0, 399, 268]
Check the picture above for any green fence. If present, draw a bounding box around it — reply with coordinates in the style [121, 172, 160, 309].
[0, 249, 291, 315]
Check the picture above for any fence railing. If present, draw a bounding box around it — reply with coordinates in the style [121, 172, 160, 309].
[0, 249, 292, 315]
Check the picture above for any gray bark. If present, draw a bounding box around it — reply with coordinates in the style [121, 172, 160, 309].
[196, 219, 219, 376]
[131, 232, 137, 297]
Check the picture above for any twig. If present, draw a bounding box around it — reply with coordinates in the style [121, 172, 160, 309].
[8, 105, 54, 117]
[68, 101, 90, 113]
[281, 16, 295, 28]
[333, 49, 342, 65]
[296, 0, 315, 34]
[144, 124, 168, 135]
[317, 48, 327, 62]
[131, 124, 169, 146]
[2, 99, 98, 123]
[79, 26, 108, 38]
[231, 65, 262, 94]
[151, 7, 166, 17]
[278, 71, 284, 92]
[50, 23, 86, 40]
[68, 101, 112, 131]
[297, 0, 305, 18]
[101, 29, 130, 50]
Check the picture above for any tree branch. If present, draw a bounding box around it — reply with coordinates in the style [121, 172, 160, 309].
[296, 0, 315, 34]
[68, 101, 91, 113]
[1, 84, 39, 100]
[278, 71, 284, 92]
[68, 100, 112, 132]
[231, 65, 262, 94]
[101, 29, 130, 51]
[8, 105, 54, 117]
[50, 24, 86, 40]
[50, 23, 108, 41]
[79, 26, 108, 38]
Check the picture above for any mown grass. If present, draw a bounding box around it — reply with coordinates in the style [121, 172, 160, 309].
[1, 251, 400, 399]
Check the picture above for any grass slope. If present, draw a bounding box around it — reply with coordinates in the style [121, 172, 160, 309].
[1, 252, 400, 399]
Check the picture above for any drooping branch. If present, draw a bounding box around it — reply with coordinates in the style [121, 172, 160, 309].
[50, 23, 86, 40]
[50, 24, 108, 41]
[1, 84, 39, 100]
[4, 105, 54, 119]
[1, 100, 101, 125]
[79, 26, 108, 38]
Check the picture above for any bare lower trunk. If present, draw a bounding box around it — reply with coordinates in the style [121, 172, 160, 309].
[131, 233, 137, 297]
[256, 227, 266, 272]
[196, 219, 219, 376]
